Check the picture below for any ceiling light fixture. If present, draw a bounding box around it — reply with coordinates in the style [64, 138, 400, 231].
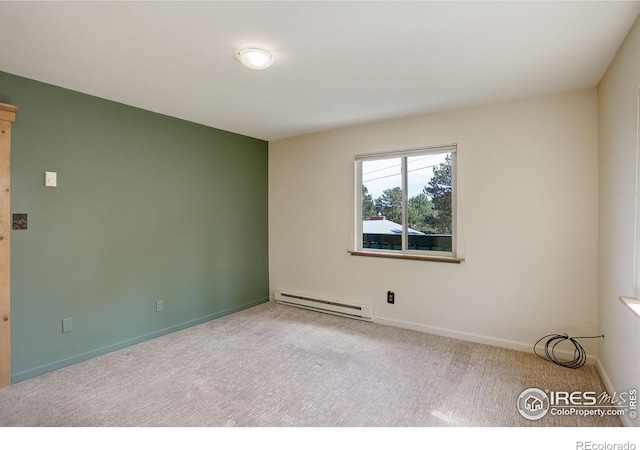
[237, 48, 274, 70]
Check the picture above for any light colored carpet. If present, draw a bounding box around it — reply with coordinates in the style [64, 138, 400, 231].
[0, 302, 621, 427]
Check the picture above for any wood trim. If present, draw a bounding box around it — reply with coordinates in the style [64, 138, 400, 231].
[348, 250, 465, 264]
[0, 103, 16, 388]
[0, 103, 18, 124]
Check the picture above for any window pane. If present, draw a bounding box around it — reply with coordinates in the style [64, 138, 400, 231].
[362, 158, 402, 250]
[407, 153, 452, 252]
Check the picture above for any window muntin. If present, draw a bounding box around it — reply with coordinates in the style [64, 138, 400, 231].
[356, 146, 456, 257]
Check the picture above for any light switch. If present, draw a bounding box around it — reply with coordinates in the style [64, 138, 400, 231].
[45, 171, 57, 187]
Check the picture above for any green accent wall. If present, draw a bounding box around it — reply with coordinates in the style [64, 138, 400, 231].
[0, 71, 269, 382]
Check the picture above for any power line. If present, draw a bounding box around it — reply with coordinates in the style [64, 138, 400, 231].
[363, 163, 439, 183]
[363, 172, 400, 183]
[363, 162, 401, 177]
[362, 154, 440, 176]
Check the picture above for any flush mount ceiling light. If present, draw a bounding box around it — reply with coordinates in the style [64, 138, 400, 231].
[237, 48, 274, 70]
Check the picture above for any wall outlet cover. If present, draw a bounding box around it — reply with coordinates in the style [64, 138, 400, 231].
[387, 291, 395, 304]
[62, 317, 73, 333]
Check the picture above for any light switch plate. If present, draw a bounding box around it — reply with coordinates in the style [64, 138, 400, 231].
[45, 171, 57, 187]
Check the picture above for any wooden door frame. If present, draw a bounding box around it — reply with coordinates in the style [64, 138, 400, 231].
[0, 102, 17, 387]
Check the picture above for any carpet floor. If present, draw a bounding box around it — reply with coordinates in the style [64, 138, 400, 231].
[0, 302, 621, 427]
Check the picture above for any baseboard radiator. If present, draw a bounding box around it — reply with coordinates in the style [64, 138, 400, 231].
[274, 290, 373, 322]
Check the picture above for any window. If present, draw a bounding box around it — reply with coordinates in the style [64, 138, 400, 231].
[354, 144, 459, 261]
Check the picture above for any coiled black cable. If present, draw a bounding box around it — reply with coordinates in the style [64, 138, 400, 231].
[533, 333, 604, 369]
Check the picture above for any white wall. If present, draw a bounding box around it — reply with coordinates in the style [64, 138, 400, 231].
[269, 88, 598, 357]
[598, 15, 640, 427]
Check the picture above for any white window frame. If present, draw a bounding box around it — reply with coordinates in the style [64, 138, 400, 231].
[355, 144, 458, 259]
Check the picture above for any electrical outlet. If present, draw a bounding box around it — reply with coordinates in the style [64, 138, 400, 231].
[62, 317, 73, 333]
[387, 291, 395, 304]
[156, 300, 163, 312]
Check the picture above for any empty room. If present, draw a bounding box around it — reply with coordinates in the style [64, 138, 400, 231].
[1, 1, 639, 443]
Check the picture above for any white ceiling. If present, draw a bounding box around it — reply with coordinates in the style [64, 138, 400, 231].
[1, 1, 639, 141]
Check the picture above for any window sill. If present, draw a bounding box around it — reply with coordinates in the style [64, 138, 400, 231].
[348, 250, 465, 264]
[619, 296, 640, 320]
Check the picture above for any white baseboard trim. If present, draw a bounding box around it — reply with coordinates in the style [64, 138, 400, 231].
[12, 297, 269, 384]
[373, 315, 597, 364]
[596, 358, 634, 427]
